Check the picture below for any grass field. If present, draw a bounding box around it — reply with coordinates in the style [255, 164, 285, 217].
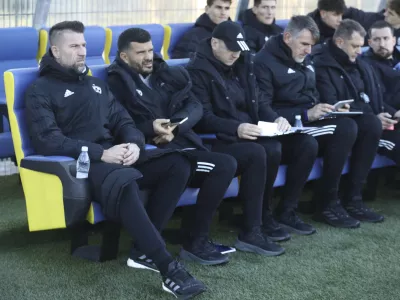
[0, 174, 399, 300]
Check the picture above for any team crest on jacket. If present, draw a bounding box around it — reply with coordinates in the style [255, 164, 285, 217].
[136, 89, 143, 96]
[307, 65, 315, 72]
[92, 84, 102, 94]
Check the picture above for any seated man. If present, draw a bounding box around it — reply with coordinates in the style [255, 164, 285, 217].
[171, 0, 231, 59]
[107, 28, 285, 258]
[313, 19, 400, 179]
[254, 16, 383, 228]
[363, 20, 400, 112]
[24, 21, 205, 299]
[307, 0, 346, 44]
[107, 28, 237, 266]
[187, 21, 319, 239]
[242, 0, 283, 52]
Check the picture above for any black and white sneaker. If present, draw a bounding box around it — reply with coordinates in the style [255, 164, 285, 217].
[345, 200, 384, 223]
[235, 226, 285, 256]
[162, 260, 206, 299]
[180, 237, 230, 266]
[313, 201, 360, 228]
[127, 248, 159, 273]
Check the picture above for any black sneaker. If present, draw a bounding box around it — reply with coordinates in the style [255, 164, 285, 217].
[279, 211, 316, 235]
[162, 260, 206, 299]
[180, 237, 230, 266]
[313, 201, 360, 228]
[127, 248, 159, 273]
[235, 226, 285, 256]
[345, 201, 384, 223]
[262, 212, 291, 242]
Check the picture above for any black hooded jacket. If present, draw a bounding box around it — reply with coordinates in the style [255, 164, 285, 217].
[242, 8, 283, 53]
[187, 38, 278, 143]
[24, 52, 155, 220]
[254, 35, 319, 124]
[312, 41, 391, 115]
[107, 55, 207, 151]
[362, 47, 400, 111]
[171, 13, 226, 59]
[307, 9, 336, 44]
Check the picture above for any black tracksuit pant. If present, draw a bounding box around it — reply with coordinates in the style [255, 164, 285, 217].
[212, 133, 318, 226]
[379, 129, 400, 165]
[119, 153, 192, 270]
[308, 115, 382, 209]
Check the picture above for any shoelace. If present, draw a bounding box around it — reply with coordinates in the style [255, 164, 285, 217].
[331, 202, 350, 218]
[263, 212, 280, 229]
[169, 261, 193, 283]
[286, 211, 303, 225]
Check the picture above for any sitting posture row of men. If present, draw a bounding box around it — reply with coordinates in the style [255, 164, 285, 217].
[172, 0, 400, 57]
[25, 14, 400, 299]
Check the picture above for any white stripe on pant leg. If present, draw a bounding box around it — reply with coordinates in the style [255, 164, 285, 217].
[197, 162, 215, 167]
[197, 165, 214, 171]
[196, 169, 211, 173]
[302, 128, 336, 137]
[379, 139, 396, 151]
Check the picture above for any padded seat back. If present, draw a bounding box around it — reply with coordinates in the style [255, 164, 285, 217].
[163, 23, 194, 59]
[4, 68, 39, 165]
[105, 24, 165, 63]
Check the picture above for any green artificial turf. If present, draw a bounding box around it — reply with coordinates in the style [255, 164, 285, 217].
[0, 174, 399, 300]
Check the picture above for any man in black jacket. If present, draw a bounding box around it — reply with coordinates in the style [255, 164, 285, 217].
[314, 19, 400, 188]
[171, 0, 231, 59]
[255, 15, 383, 228]
[188, 21, 319, 240]
[107, 28, 242, 264]
[25, 21, 205, 299]
[108, 28, 287, 259]
[242, 0, 283, 52]
[363, 20, 400, 112]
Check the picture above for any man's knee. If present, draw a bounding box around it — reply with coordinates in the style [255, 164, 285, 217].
[210, 153, 237, 177]
[333, 117, 358, 143]
[259, 139, 282, 161]
[296, 134, 319, 157]
[161, 153, 192, 179]
[356, 114, 383, 140]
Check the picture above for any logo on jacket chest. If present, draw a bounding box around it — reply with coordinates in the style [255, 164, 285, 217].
[136, 89, 143, 96]
[92, 84, 102, 94]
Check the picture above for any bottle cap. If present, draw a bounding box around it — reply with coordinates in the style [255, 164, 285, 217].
[295, 115, 301, 120]
[82, 146, 88, 151]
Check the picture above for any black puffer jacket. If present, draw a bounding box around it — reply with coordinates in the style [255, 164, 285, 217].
[171, 13, 226, 59]
[187, 38, 278, 143]
[362, 47, 400, 111]
[312, 41, 391, 115]
[254, 35, 319, 124]
[107, 54, 207, 151]
[242, 8, 283, 53]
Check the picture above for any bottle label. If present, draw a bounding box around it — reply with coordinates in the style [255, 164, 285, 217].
[76, 171, 88, 179]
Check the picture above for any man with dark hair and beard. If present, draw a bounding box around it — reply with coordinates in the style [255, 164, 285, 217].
[362, 20, 400, 112]
[107, 27, 239, 266]
[25, 21, 206, 300]
[107, 27, 287, 259]
[242, 0, 283, 52]
[255, 16, 383, 228]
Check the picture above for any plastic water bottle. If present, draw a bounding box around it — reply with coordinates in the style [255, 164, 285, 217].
[76, 146, 90, 179]
[294, 115, 303, 128]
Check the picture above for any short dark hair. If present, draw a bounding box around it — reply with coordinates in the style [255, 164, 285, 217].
[317, 0, 346, 14]
[49, 21, 84, 46]
[333, 19, 366, 40]
[254, 0, 276, 6]
[117, 28, 152, 52]
[388, 0, 400, 16]
[368, 20, 395, 37]
[284, 15, 320, 42]
[207, 0, 232, 7]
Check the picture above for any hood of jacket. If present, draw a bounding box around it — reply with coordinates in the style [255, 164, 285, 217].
[242, 8, 281, 35]
[313, 39, 358, 70]
[195, 13, 219, 32]
[39, 50, 89, 82]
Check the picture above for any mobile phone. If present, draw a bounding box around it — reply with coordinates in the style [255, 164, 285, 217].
[162, 117, 188, 127]
[334, 99, 354, 110]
